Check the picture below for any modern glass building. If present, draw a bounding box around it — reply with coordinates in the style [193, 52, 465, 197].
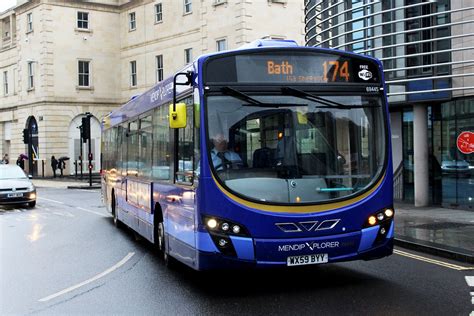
[305, 0, 474, 210]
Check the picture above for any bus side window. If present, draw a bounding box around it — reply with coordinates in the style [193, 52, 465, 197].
[152, 106, 170, 180]
[139, 115, 152, 178]
[127, 120, 139, 176]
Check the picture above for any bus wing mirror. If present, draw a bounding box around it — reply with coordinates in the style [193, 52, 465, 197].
[169, 103, 187, 128]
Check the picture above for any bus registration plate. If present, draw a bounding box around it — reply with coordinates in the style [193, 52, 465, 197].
[287, 253, 328, 266]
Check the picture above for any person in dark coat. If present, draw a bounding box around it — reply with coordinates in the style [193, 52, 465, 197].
[51, 156, 58, 178]
[16, 156, 25, 170]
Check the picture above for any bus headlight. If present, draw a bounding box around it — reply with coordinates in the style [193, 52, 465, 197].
[384, 208, 394, 218]
[206, 218, 218, 229]
[202, 215, 249, 237]
[202, 215, 250, 257]
[364, 207, 394, 244]
[364, 207, 395, 228]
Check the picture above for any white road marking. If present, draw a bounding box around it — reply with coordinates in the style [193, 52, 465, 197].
[394, 249, 474, 271]
[38, 197, 64, 204]
[74, 189, 98, 193]
[53, 212, 73, 217]
[76, 207, 109, 217]
[466, 276, 474, 287]
[38, 252, 135, 302]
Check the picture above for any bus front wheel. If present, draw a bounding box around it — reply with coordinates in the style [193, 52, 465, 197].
[157, 221, 175, 268]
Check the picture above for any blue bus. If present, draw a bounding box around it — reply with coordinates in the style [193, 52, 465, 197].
[101, 39, 393, 270]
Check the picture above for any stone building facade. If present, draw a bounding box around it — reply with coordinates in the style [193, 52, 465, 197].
[0, 0, 305, 176]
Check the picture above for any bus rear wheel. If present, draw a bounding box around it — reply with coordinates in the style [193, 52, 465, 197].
[112, 194, 123, 228]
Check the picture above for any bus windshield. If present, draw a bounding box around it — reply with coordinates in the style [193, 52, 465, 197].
[206, 91, 386, 204]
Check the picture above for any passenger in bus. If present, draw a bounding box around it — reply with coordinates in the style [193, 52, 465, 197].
[211, 133, 242, 171]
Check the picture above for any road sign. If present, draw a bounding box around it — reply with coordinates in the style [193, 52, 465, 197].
[457, 131, 474, 154]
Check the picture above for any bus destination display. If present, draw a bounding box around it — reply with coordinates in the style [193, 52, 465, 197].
[204, 52, 380, 84]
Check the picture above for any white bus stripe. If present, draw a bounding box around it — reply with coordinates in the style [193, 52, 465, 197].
[38, 252, 135, 302]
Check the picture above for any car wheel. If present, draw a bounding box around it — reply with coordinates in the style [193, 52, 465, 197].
[28, 201, 36, 208]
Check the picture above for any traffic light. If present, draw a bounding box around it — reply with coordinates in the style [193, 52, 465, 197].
[81, 116, 90, 141]
[22, 129, 29, 144]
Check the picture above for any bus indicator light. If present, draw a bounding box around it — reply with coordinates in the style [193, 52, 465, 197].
[368, 216, 377, 226]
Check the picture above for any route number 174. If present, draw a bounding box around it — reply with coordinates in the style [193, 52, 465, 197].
[323, 60, 350, 82]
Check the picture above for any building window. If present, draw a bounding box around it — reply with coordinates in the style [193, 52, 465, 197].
[27, 62, 34, 90]
[184, 0, 192, 14]
[78, 60, 90, 87]
[130, 61, 137, 87]
[184, 48, 192, 64]
[3, 71, 8, 95]
[129, 12, 136, 31]
[156, 55, 163, 82]
[155, 3, 162, 23]
[27, 13, 33, 32]
[216, 39, 227, 51]
[77, 12, 89, 29]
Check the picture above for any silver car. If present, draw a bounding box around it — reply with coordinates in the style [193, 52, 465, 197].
[0, 165, 36, 208]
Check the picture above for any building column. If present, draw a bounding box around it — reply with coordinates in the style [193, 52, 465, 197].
[413, 104, 429, 207]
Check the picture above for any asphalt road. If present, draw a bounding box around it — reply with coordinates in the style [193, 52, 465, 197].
[1, 186, 473, 315]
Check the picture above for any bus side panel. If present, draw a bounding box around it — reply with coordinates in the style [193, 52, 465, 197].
[154, 183, 197, 268]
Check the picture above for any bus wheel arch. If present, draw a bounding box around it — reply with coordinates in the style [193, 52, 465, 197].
[153, 203, 165, 252]
[154, 203, 174, 267]
[111, 189, 116, 216]
[112, 190, 122, 228]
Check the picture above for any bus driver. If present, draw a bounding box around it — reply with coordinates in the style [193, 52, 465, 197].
[211, 133, 242, 171]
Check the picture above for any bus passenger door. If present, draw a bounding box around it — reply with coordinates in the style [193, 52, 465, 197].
[123, 120, 139, 230]
[167, 98, 197, 266]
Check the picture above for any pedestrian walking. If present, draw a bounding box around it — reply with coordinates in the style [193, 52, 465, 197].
[16, 155, 25, 170]
[51, 155, 58, 178]
[58, 159, 65, 178]
[2, 153, 9, 164]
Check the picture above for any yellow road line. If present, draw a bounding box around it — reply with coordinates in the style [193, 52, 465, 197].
[394, 249, 474, 271]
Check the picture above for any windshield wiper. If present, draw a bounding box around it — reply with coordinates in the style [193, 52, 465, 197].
[281, 87, 380, 109]
[221, 87, 307, 108]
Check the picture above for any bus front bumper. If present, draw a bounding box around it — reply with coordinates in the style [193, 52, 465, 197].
[195, 222, 394, 271]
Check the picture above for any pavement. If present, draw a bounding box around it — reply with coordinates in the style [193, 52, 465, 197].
[32, 177, 101, 189]
[394, 203, 474, 263]
[30, 177, 474, 263]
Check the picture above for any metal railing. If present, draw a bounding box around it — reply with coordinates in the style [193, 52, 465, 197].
[393, 162, 404, 201]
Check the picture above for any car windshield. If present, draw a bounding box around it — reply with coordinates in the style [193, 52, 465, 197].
[0, 166, 28, 180]
[206, 92, 386, 204]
